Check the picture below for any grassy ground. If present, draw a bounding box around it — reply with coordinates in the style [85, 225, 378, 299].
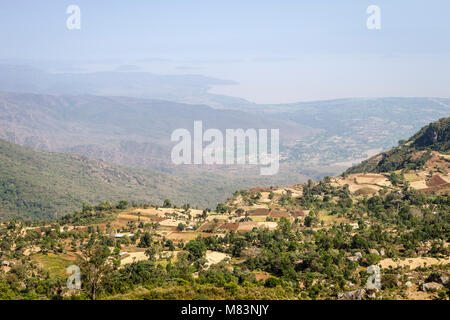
[317, 210, 352, 225]
[105, 284, 300, 300]
[32, 253, 75, 278]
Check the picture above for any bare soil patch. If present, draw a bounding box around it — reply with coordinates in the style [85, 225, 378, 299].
[205, 250, 229, 268]
[249, 208, 270, 216]
[379, 257, 450, 269]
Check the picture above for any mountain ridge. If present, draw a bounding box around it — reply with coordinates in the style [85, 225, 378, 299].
[346, 117, 450, 174]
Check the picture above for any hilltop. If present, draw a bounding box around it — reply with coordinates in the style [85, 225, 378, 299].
[346, 117, 450, 174]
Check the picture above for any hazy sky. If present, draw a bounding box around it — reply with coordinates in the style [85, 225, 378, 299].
[1, 0, 449, 103]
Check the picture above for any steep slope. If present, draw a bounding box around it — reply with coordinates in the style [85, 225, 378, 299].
[410, 117, 450, 152]
[346, 117, 450, 174]
[0, 138, 227, 221]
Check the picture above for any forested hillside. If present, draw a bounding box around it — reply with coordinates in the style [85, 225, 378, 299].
[0, 139, 224, 220]
[346, 117, 450, 174]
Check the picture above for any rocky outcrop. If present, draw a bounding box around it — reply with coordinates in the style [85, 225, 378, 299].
[422, 282, 443, 292]
[338, 289, 366, 300]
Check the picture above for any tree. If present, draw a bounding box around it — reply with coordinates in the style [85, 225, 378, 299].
[304, 215, 317, 227]
[0, 280, 15, 300]
[278, 217, 293, 238]
[235, 208, 245, 217]
[364, 253, 380, 266]
[264, 277, 280, 288]
[77, 244, 113, 300]
[163, 199, 172, 208]
[185, 239, 206, 261]
[116, 200, 129, 210]
[165, 240, 175, 251]
[138, 232, 153, 248]
[145, 245, 158, 261]
[216, 203, 230, 214]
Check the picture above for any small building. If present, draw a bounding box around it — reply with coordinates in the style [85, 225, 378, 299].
[1, 261, 10, 267]
[114, 233, 134, 238]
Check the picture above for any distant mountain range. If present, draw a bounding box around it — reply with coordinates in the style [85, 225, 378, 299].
[0, 64, 253, 109]
[0, 91, 311, 169]
[1, 90, 448, 172]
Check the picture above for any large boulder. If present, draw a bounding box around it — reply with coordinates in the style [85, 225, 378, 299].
[347, 252, 363, 262]
[338, 289, 366, 300]
[422, 282, 443, 292]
